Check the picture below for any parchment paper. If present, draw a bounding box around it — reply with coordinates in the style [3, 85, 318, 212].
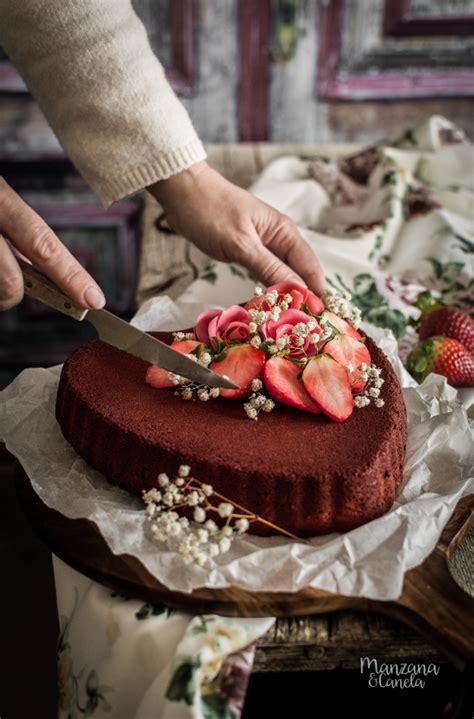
[1, 295, 472, 601]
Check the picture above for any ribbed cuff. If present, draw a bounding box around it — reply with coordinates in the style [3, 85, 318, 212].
[95, 139, 207, 206]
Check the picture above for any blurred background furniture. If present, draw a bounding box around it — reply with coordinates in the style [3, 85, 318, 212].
[1, 0, 473, 389]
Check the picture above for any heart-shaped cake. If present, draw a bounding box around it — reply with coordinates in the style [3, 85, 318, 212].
[56, 282, 407, 538]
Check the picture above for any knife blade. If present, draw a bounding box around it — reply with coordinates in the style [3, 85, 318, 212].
[19, 260, 238, 390]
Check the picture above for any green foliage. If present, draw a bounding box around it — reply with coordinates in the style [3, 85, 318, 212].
[381, 170, 397, 187]
[201, 692, 236, 719]
[330, 272, 408, 339]
[199, 262, 218, 284]
[166, 657, 201, 705]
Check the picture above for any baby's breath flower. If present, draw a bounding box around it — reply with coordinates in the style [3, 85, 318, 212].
[218, 502, 234, 518]
[250, 335, 262, 348]
[163, 491, 174, 506]
[251, 378, 263, 392]
[144, 466, 254, 567]
[197, 528, 209, 543]
[168, 521, 182, 537]
[200, 352, 212, 367]
[187, 491, 200, 506]
[204, 519, 218, 533]
[208, 543, 220, 557]
[209, 387, 220, 398]
[219, 537, 231, 553]
[254, 285, 264, 296]
[193, 506, 206, 523]
[158, 473, 170, 488]
[249, 321, 258, 334]
[182, 387, 193, 400]
[375, 398, 385, 408]
[263, 399, 275, 412]
[235, 518, 249, 533]
[244, 404, 258, 420]
[146, 503, 156, 517]
[276, 335, 289, 350]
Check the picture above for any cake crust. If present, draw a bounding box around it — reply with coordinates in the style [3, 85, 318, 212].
[56, 332, 407, 537]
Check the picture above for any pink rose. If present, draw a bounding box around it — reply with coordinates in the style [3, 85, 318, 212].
[245, 280, 324, 316]
[194, 305, 252, 347]
[261, 309, 321, 357]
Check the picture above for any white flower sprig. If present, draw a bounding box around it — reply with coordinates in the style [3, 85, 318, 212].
[353, 363, 385, 408]
[143, 465, 304, 565]
[322, 288, 362, 330]
[243, 378, 275, 420]
[172, 331, 197, 341]
[169, 348, 221, 402]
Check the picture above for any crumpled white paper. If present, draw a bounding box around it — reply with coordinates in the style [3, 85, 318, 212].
[1, 296, 472, 601]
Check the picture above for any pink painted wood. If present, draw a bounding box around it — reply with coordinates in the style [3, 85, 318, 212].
[238, 0, 271, 141]
[0, 0, 196, 94]
[27, 201, 140, 315]
[317, 0, 474, 100]
[166, 0, 196, 94]
[383, 0, 474, 37]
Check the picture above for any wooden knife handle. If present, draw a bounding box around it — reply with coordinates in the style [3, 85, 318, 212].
[19, 259, 89, 321]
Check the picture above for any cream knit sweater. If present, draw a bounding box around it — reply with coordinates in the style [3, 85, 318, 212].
[0, 0, 207, 205]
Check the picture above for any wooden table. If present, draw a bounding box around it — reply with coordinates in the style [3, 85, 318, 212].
[0, 447, 454, 672]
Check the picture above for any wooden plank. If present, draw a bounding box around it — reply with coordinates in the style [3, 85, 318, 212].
[253, 611, 445, 672]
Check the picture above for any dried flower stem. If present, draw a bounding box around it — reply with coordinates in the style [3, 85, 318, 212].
[185, 476, 306, 542]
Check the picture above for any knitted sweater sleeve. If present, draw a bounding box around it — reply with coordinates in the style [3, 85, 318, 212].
[0, 0, 206, 205]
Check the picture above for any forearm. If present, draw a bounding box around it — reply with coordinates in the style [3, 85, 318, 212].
[0, 0, 205, 205]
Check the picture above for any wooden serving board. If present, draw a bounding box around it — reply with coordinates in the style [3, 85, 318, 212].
[14, 462, 474, 672]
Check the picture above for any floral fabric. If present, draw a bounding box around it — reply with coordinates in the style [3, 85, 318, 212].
[178, 115, 473, 365]
[54, 556, 274, 719]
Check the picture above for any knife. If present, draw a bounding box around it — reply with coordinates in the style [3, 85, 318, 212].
[19, 260, 238, 390]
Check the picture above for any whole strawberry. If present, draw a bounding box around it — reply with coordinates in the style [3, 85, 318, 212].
[418, 307, 474, 354]
[407, 337, 474, 387]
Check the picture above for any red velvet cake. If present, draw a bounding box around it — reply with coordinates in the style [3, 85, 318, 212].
[55, 331, 407, 537]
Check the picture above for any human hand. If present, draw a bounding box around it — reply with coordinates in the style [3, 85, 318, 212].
[148, 162, 327, 295]
[0, 178, 105, 311]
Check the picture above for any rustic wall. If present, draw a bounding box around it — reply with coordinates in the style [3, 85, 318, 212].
[0, 0, 473, 386]
[1, 0, 473, 154]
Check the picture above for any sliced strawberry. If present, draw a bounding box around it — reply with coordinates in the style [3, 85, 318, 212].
[210, 344, 266, 398]
[302, 354, 353, 422]
[263, 356, 321, 413]
[323, 334, 371, 393]
[323, 311, 361, 340]
[146, 339, 202, 388]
